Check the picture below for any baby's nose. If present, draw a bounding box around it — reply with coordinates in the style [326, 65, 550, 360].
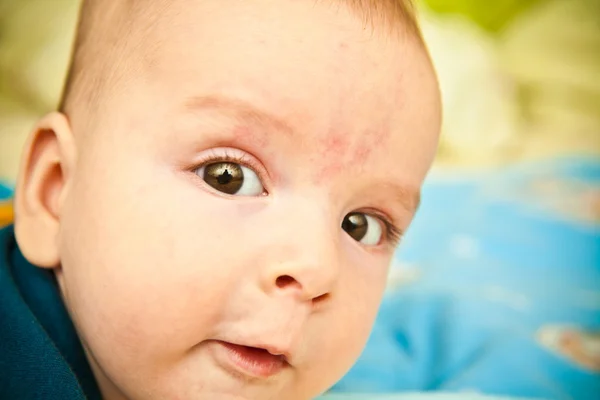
[258, 204, 341, 304]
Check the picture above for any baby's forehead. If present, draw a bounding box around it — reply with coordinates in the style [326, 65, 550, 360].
[60, 0, 421, 115]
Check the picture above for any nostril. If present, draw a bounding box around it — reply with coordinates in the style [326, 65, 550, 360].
[274, 275, 331, 304]
[275, 275, 297, 289]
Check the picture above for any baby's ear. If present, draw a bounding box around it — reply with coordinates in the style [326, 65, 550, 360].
[14, 112, 76, 269]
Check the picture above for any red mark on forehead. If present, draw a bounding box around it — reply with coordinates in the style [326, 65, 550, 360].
[312, 133, 350, 183]
[354, 128, 388, 163]
[322, 134, 350, 157]
[352, 146, 372, 165]
[358, 128, 392, 154]
[313, 127, 390, 184]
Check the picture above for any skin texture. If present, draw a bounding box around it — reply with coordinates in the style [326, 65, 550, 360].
[14, 0, 441, 399]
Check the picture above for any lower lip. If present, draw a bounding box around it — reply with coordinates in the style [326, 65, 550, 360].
[210, 341, 288, 379]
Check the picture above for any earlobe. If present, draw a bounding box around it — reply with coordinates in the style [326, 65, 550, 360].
[14, 112, 77, 269]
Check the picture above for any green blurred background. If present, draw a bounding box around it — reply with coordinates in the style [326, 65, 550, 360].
[1, 0, 599, 180]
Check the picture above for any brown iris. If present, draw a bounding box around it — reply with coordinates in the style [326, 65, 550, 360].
[342, 212, 368, 241]
[203, 162, 244, 194]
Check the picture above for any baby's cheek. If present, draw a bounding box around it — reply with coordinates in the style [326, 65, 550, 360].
[62, 163, 209, 345]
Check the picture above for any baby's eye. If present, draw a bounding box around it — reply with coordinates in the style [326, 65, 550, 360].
[196, 162, 264, 196]
[342, 212, 383, 246]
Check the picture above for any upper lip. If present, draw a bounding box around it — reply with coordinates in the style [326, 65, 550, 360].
[220, 340, 293, 364]
[253, 343, 291, 361]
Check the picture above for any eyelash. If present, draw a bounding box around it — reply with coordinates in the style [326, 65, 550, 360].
[366, 210, 404, 247]
[191, 149, 403, 247]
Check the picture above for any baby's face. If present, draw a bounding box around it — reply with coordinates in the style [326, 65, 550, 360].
[56, 1, 440, 399]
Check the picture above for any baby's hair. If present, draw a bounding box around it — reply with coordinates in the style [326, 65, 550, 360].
[58, 0, 420, 117]
[334, 0, 420, 35]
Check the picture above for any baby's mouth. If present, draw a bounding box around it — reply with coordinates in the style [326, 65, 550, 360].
[211, 340, 290, 379]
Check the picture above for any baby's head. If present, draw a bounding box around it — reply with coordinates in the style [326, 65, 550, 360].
[14, 0, 440, 398]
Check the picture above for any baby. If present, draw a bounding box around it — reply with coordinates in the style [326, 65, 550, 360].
[0, 0, 441, 399]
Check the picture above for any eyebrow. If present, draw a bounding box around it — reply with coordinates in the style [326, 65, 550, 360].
[382, 182, 421, 214]
[184, 94, 296, 136]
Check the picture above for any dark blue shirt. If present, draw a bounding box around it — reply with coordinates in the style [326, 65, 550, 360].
[0, 225, 101, 399]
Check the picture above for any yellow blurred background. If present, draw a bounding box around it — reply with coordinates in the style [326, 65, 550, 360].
[1, 0, 599, 181]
